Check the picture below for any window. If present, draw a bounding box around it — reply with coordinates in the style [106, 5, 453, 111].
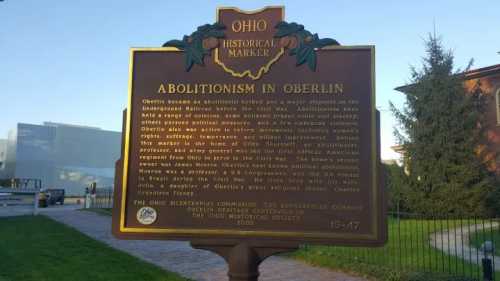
[497, 88, 500, 125]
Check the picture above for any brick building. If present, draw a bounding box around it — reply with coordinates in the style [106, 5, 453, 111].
[395, 63, 500, 176]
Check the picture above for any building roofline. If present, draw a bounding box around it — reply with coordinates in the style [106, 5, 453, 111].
[462, 63, 500, 80]
[15, 122, 121, 134]
[43, 122, 101, 130]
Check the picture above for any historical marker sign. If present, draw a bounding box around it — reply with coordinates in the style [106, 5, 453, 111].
[112, 6, 386, 246]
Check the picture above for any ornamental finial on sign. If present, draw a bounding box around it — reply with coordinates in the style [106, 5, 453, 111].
[162, 23, 226, 71]
[162, 7, 341, 75]
[274, 21, 340, 71]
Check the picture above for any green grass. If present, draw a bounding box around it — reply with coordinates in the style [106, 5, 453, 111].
[469, 227, 500, 256]
[79, 208, 112, 216]
[0, 216, 191, 281]
[290, 217, 500, 281]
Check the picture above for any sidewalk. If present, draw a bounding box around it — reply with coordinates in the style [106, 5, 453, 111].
[42, 209, 367, 281]
[430, 222, 500, 271]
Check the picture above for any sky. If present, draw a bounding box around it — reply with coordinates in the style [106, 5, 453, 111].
[1, 0, 499, 160]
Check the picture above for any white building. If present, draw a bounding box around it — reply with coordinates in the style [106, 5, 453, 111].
[0, 122, 121, 195]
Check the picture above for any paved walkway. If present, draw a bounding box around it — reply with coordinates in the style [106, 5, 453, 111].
[0, 205, 36, 217]
[429, 222, 500, 270]
[0, 201, 83, 217]
[42, 209, 367, 281]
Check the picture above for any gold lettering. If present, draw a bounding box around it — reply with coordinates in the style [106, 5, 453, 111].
[231, 20, 242, 32]
[231, 19, 267, 33]
[282, 83, 345, 94]
[157, 83, 256, 94]
[262, 83, 276, 94]
[157, 84, 166, 94]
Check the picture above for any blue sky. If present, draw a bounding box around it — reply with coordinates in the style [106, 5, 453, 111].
[1, 0, 499, 160]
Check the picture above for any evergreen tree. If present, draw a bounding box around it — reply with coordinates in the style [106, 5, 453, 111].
[390, 35, 498, 216]
[384, 163, 411, 214]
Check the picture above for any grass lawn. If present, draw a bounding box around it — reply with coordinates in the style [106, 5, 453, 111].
[0, 216, 191, 281]
[290, 217, 500, 281]
[469, 227, 500, 256]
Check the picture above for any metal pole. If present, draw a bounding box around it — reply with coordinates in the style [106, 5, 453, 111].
[33, 191, 39, 216]
[482, 257, 493, 281]
[191, 241, 298, 281]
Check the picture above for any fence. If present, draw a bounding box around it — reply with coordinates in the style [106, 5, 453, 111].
[88, 187, 113, 209]
[83, 188, 499, 280]
[0, 187, 39, 216]
[0, 178, 42, 189]
[301, 212, 499, 280]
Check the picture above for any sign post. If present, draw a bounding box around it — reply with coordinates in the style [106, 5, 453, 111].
[113, 6, 386, 280]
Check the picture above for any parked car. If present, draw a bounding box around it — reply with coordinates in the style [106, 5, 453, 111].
[46, 189, 65, 205]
